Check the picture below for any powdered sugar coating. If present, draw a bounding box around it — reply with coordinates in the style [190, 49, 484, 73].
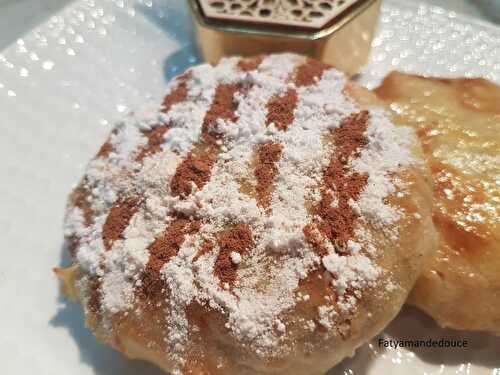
[64, 54, 419, 373]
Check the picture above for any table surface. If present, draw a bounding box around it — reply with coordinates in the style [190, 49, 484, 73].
[0, 0, 499, 51]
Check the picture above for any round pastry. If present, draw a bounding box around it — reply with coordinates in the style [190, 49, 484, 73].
[375, 72, 500, 335]
[56, 54, 437, 375]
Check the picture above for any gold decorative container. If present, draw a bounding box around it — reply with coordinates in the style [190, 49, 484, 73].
[189, 0, 381, 76]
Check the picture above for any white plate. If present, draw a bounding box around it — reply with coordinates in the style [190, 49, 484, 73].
[0, 1, 499, 374]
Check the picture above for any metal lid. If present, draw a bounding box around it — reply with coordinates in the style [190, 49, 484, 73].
[189, 0, 377, 40]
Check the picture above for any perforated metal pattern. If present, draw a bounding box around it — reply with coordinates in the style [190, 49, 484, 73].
[198, 0, 360, 28]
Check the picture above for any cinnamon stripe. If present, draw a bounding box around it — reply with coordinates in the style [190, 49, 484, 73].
[162, 72, 190, 113]
[135, 124, 171, 162]
[135, 73, 190, 161]
[170, 147, 219, 197]
[254, 142, 283, 208]
[102, 197, 141, 251]
[95, 129, 118, 159]
[201, 83, 241, 143]
[193, 240, 214, 262]
[304, 111, 370, 254]
[254, 59, 328, 210]
[214, 224, 254, 285]
[254, 86, 297, 210]
[266, 88, 298, 131]
[294, 59, 331, 87]
[171, 83, 243, 197]
[70, 183, 93, 226]
[139, 218, 201, 302]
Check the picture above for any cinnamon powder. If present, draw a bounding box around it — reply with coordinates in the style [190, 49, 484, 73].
[305, 111, 370, 252]
[95, 128, 119, 158]
[193, 240, 214, 262]
[254, 142, 283, 208]
[70, 183, 93, 226]
[162, 72, 190, 113]
[266, 89, 298, 131]
[96, 141, 113, 158]
[170, 150, 218, 196]
[136, 124, 172, 162]
[294, 59, 331, 87]
[202, 83, 241, 142]
[102, 197, 140, 250]
[134, 73, 190, 161]
[95, 73, 188, 162]
[214, 224, 254, 284]
[140, 218, 201, 301]
[171, 83, 242, 196]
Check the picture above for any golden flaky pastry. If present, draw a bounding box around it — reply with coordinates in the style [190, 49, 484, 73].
[375, 72, 500, 335]
[55, 55, 437, 375]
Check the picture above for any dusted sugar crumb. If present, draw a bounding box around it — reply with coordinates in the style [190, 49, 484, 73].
[61, 54, 426, 375]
